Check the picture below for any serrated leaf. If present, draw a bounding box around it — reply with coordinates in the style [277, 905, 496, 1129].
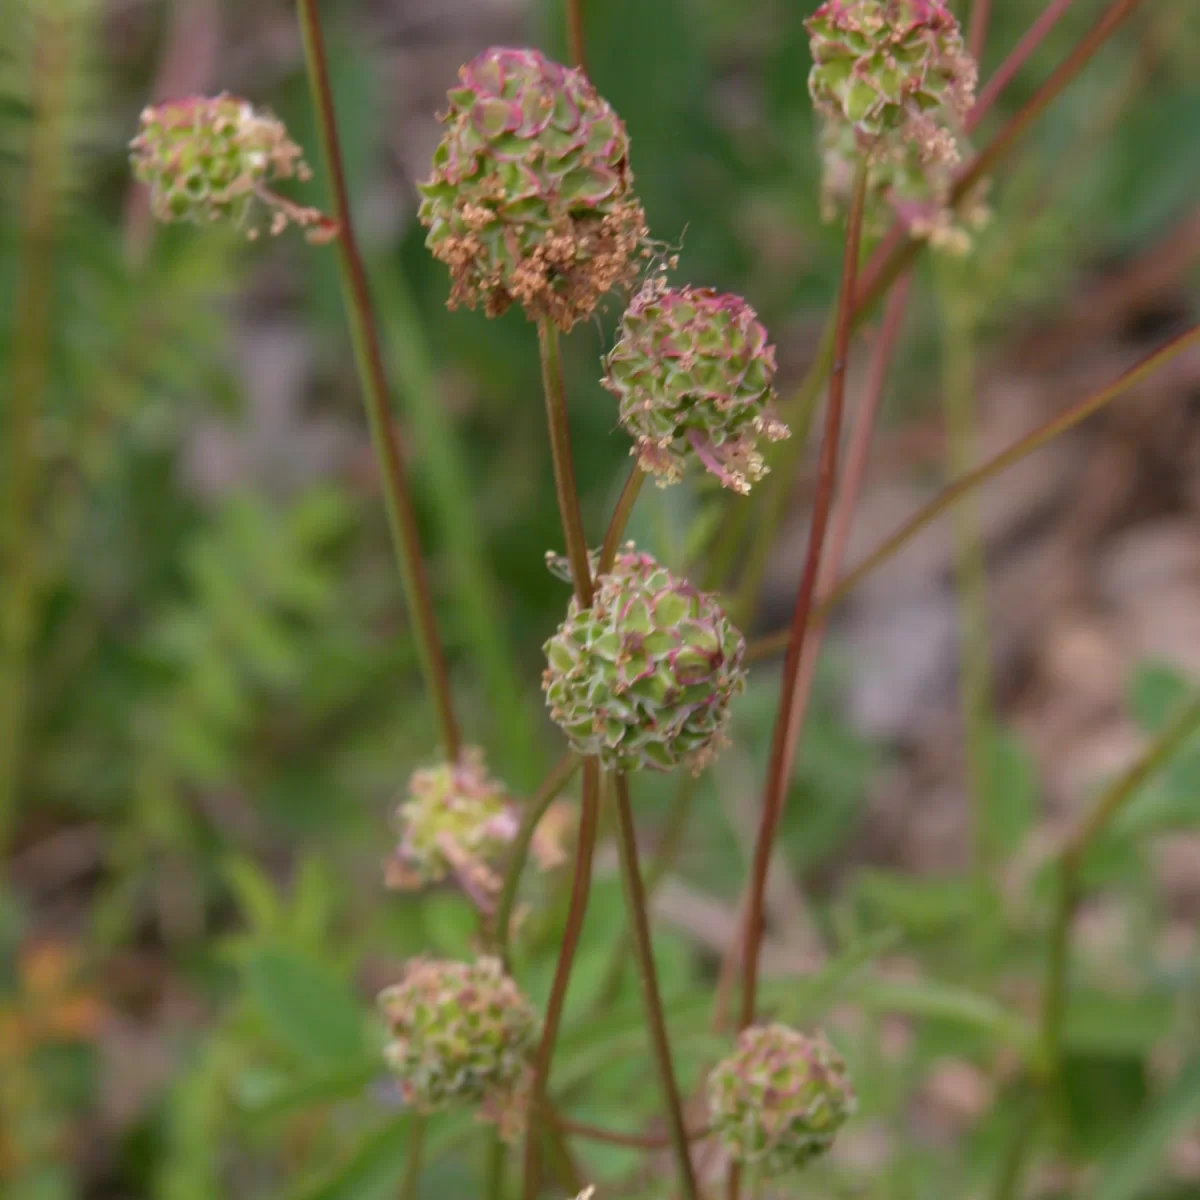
[245, 945, 367, 1065]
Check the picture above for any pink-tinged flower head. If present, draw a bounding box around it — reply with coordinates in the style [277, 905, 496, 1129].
[603, 280, 790, 494]
[129, 94, 334, 241]
[708, 1025, 856, 1177]
[807, 0, 977, 165]
[419, 47, 648, 330]
[542, 546, 746, 773]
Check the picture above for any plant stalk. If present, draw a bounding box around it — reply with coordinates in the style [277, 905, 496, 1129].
[566, 0, 587, 72]
[522, 758, 600, 1200]
[612, 773, 701, 1200]
[599, 465, 646, 575]
[296, 0, 460, 759]
[401, 1116, 427, 1200]
[738, 158, 870, 1037]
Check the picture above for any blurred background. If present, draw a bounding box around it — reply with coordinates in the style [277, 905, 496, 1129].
[1, 0, 1199, 1197]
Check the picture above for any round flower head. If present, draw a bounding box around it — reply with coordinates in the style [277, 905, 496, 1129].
[820, 120, 990, 254]
[602, 280, 790, 494]
[708, 1025, 856, 1177]
[807, 0, 977, 165]
[129, 94, 334, 241]
[542, 546, 746, 772]
[378, 957, 538, 1128]
[418, 47, 648, 330]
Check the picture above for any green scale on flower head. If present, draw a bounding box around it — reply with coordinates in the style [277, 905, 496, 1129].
[418, 47, 648, 330]
[807, 0, 977, 166]
[708, 1024, 856, 1178]
[378, 956, 538, 1137]
[602, 280, 790, 494]
[542, 546, 746, 772]
[129, 94, 333, 241]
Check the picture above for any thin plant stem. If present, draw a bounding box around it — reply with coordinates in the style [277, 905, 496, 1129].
[612, 774, 701, 1200]
[744, 323, 1200, 664]
[522, 759, 600, 1200]
[556, 1115, 710, 1150]
[967, 0, 993, 65]
[738, 158, 871, 1036]
[0, 6, 71, 850]
[937, 267, 993, 870]
[296, 0, 460, 759]
[566, 0, 587, 73]
[996, 694, 1200, 1200]
[969, 0, 1076, 128]
[401, 1116, 427, 1200]
[491, 751, 581, 960]
[538, 320, 594, 606]
[594, 772, 698, 1009]
[483, 1132, 506, 1200]
[599, 465, 646, 575]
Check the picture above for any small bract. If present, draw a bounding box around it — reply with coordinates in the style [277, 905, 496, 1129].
[603, 280, 790, 494]
[542, 546, 746, 772]
[378, 956, 538, 1131]
[708, 1024, 856, 1177]
[419, 47, 648, 330]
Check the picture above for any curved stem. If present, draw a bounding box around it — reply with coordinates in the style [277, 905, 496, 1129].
[538, 320, 594, 606]
[522, 759, 600, 1200]
[599, 465, 645, 575]
[744, 323, 1200, 664]
[491, 751, 581, 961]
[296, 0, 460, 758]
[401, 1116, 427, 1200]
[738, 159, 870, 1036]
[612, 774, 701, 1200]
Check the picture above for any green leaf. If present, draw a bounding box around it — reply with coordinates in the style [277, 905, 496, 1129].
[1129, 661, 1191, 733]
[1063, 987, 1175, 1056]
[245, 946, 367, 1065]
[1094, 1055, 1200, 1200]
[982, 727, 1039, 858]
[291, 1116, 412, 1200]
[238, 1056, 381, 1122]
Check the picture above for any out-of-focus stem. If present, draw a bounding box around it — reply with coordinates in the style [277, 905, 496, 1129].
[0, 6, 68, 850]
[557, 1115, 710, 1149]
[937, 268, 993, 869]
[737, 159, 870, 1048]
[491, 751, 580, 961]
[296, 0, 460, 759]
[612, 774, 701, 1200]
[401, 1116, 427, 1200]
[967, 0, 994, 65]
[744, 324, 1200, 664]
[522, 759, 600, 1200]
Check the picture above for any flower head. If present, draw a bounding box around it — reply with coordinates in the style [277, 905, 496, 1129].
[708, 1025, 856, 1177]
[807, 0, 976, 165]
[602, 280, 790, 494]
[542, 546, 746, 772]
[418, 47, 648, 329]
[378, 956, 538, 1133]
[129, 94, 334, 240]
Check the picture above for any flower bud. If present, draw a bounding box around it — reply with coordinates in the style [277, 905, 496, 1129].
[418, 47, 648, 330]
[708, 1025, 856, 1177]
[807, 0, 977, 165]
[542, 546, 746, 773]
[602, 280, 790, 494]
[378, 957, 538, 1128]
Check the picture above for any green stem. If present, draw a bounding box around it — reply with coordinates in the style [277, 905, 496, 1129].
[594, 773, 697, 1008]
[491, 751, 581, 961]
[937, 268, 993, 871]
[599, 465, 645, 575]
[738, 158, 870, 1037]
[523, 759, 600, 1200]
[401, 1116, 427, 1200]
[483, 1131, 506, 1200]
[744, 324, 1200, 663]
[537, 320, 594, 607]
[611, 774, 701, 1200]
[0, 5, 67, 849]
[996, 694, 1200, 1200]
[296, 0, 460, 759]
